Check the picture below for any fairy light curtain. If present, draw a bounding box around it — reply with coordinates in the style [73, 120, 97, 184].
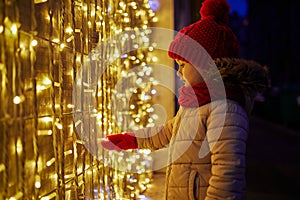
[0, 0, 158, 199]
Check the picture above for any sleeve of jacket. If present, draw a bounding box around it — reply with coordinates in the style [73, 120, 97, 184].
[134, 109, 180, 150]
[205, 101, 248, 199]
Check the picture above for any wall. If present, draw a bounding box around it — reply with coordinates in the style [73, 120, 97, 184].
[0, 0, 160, 199]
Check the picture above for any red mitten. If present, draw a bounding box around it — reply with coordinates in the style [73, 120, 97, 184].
[101, 133, 137, 152]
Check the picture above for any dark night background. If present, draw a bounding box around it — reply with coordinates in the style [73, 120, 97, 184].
[173, 0, 300, 199]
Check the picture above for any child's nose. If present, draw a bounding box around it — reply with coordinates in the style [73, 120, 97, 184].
[177, 66, 183, 74]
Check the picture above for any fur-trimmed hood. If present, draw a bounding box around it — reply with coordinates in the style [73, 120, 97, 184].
[214, 58, 271, 97]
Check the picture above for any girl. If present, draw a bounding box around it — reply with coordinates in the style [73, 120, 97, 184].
[101, 0, 270, 199]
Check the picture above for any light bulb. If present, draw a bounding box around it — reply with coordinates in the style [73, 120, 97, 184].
[13, 96, 22, 104]
[31, 39, 38, 47]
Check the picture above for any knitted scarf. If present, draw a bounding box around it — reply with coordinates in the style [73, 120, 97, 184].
[178, 81, 245, 108]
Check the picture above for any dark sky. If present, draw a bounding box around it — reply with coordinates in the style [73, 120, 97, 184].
[227, 0, 248, 16]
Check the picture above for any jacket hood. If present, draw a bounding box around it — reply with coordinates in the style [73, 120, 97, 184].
[213, 58, 271, 97]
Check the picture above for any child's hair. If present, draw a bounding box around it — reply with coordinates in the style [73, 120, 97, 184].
[214, 58, 271, 97]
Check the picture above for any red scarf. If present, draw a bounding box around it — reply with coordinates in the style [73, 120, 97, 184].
[178, 81, 245, 108]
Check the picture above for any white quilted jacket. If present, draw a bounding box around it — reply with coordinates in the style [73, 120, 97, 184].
[135, 99, 248, 200]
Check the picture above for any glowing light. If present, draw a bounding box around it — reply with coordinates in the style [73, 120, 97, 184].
[130, 34, 136, 39]
[152, 17, 158, 22]
[60, 43, 65, 50]
[54, 82, 61, 87]
[147, 107, 154, 112]
[143, 37, 150, 43]
[67, 104, 74, 108]
[41, 117, 53, 123]
[43, 78, 52, 85]
[138, 71, 145, 76]
[0, 164, 5, 172]
[130, 104, 135, 109]
[66, 36, 74, 42]
[38, 130, 52, 136]
[46, 158, 55, 167]
[45, 14, 50, 22]
[88, 21, 92, 27]
[36, 85, 46, 92]
[76, 56, 81, 63]
[152, 56, 158, 62]
[151, 89, 157, 95]
[52, 38, 60, 43]
[11, 24, 18, 34]
[55, 122, 63, 129]
[119, 2, 126, 8]
[142, 94, 150, 101]
[13, 96, 22, 104]
[64, 150, 73, 156]
[65, 27, 73, 34]
[0, 26, 4, 33]
[31, 39, 38, 47]
[136, 78, 143, 85]
[16, 138, 23, 154]
[35, 175, 41, 188]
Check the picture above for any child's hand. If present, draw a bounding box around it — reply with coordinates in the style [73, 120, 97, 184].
[100, 133, 137, 152]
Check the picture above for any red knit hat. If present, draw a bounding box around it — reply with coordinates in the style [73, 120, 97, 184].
[168, 0, 239, 67]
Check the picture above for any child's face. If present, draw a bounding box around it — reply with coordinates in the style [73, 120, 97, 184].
[176, 60, 203, 86]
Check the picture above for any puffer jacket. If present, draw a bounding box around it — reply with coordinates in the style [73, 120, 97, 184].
[135, 99, 248, 200]
[135, 58, 270, 199]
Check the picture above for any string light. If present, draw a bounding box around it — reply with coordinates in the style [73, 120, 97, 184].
[35, 175, 41, 189]
[0, 0, 158, 199]
[31, 39, 38, 47]
[13, 96, 22, 104]
[10, 24, 18, 34]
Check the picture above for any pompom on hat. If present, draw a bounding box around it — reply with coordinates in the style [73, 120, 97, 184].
[168, 0, 240, 67]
